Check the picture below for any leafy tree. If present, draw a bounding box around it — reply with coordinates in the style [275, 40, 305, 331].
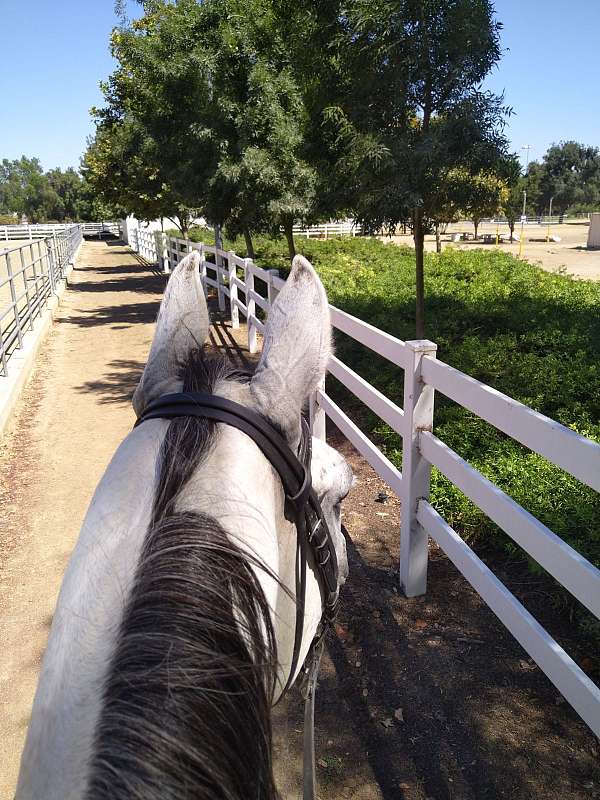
[194, 0, 318, 258]
[538, 141, 600, 214]
[46, 168, 85, 221]
[522, 160, 543, 216]
[0, 157, 98, 222]
[0, 157, 48, 219]
[504, 178, 524, 242]
[463, 170, 510, 239]
[298, 0, 512, 337]
[104, 0, 317, 257]
[82, 119, 198, 233]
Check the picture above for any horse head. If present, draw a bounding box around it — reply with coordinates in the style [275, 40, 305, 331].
[17, 250, 352, 799]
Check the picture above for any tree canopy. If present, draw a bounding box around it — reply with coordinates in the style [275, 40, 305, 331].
[91, 0, 599, 334]
[296, 0, 514, 335]
[0, 156, 108, 223]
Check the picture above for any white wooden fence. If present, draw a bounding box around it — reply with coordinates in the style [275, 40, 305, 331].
[0, 221, 121, 241]
[292, 219, 362, 238]
[129, 227, 600, 739]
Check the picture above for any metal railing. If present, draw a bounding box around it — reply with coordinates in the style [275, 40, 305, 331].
[127, 224, 600, 738]
[0, 224, 83, 376]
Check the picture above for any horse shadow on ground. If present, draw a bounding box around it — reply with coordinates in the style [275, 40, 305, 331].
[275, 530, 598, 800]
[73, 313, 251, 406]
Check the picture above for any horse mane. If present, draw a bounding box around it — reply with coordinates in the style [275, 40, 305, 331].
[86, 351, 279, 800]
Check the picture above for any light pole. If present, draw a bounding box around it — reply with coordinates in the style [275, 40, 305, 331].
[546, 195, 554, 243]
[519, 145, 532, 258]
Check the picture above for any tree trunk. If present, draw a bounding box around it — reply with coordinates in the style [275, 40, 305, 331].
[509, 220, 515, 242]
[243, 226, 255, 260]
[473, 218, 479, 240]
[283, 218, 296, 261]
[215, 223, 223, 252]
[176, 215, 189, 237]
[435, 222, 441, 253]
[413, 207, 425, 339]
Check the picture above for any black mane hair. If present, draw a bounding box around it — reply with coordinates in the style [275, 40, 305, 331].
[86, 351, 279, 800]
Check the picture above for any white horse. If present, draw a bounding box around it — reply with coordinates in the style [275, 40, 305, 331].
[16, 252, 353, 799]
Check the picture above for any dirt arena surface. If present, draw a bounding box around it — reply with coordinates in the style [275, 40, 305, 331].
[0, 240, 598, 799]
[383, 221, 600, 281]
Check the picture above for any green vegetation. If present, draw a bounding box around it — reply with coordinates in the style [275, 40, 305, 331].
[91, 0, 515, 333]
[524, 141, 600, 217]
[0, 156, 111, 223]
[196, 230, 600, 580]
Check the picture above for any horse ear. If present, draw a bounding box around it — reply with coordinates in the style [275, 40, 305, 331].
[133, 250, 209, 416]
[250, 255, 331, 446]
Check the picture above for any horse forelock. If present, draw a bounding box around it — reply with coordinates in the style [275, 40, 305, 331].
[85, 350, 280, 800]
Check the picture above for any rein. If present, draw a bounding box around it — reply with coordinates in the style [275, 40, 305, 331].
[135, 391, 340, 799]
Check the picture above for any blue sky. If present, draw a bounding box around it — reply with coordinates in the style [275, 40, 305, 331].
[1, 0, 598, 172]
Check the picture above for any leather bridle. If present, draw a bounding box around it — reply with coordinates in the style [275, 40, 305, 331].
[135, 391, 340, 699]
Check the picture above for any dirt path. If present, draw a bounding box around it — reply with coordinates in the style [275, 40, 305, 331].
[383, 221, 600, 281]
[0, 241, 598, 799]
[0, 240, 168, 797]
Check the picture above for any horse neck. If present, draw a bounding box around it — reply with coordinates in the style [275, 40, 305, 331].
[176, 421, 324, 699]
[84, 419, 283, 800]
[18, 420, 282, 800]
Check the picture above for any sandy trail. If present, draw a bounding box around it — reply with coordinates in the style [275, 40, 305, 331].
[0, 240, 167, 797]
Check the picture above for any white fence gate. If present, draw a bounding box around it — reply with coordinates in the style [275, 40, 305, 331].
[129, 226, 600, 738]
[0, 221, 120, 241]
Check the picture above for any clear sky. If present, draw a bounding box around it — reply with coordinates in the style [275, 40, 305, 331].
[1, 0, 598, 172]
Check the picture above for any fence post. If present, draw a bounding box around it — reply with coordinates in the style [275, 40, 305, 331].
[19, 246, 34, 331]
[267, 269, 280, 308]
[399, 339, 437, 597]
[198, 242, 207, 293]
[245, 258, 257, 353]
[155, 231, 169, 273]
[46, 239, 57, 294]
[309, 379, 326, 442]
[227, 251, 239, 329]
[215, 245, 225, 311]
[6, 251, 23, 349]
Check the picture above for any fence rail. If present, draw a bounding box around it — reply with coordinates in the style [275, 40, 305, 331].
[292, 220, 362, 238]
[1, 221, 120, 241]
[128, 224, 600, 738]
[0, 224, 83, 376]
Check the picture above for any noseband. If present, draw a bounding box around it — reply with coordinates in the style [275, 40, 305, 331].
[135, 392, 340, 695]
